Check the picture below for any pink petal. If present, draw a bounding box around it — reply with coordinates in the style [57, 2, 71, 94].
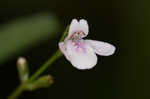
[58, 42, 70, 61]
[85, 40, 116, 56]
[65, 40, 97, 70]
[68, 19, 79, 38]
[79, 19, 89, 37]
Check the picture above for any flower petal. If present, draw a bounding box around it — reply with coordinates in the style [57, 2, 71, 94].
[66, 40, 97, 70]
[58, 42, 70, 61]
[85, 40, 116, 56]
[79, 19, 89, 37]
[68, 19, 79, 38]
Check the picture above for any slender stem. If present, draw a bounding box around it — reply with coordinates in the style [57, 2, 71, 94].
[8, 84, 25, 99]
[29, 50, 62, 81]
[8, 25, 69, 99]
[8, 50, 62, 99]
[59, 25, 69, 42]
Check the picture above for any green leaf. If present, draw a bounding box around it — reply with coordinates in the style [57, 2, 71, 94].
[25, 75, 53, 91]
[0, 13, 60, 63]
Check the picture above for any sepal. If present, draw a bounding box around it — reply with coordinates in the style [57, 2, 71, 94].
[25, 75, 53, 91]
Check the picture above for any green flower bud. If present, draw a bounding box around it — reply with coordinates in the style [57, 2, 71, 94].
[25, 75, 53, 91]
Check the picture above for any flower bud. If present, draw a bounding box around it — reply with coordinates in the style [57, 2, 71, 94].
[17, 57, 29, 83]
[25, 75, 53, 91]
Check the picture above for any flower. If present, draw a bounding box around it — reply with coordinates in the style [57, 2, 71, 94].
[59, 19, 116, 70]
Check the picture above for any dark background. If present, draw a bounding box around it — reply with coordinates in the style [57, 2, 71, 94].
[0, 0, 147, 99]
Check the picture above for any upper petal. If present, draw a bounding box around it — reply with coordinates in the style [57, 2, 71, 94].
[79, 19, 89, 37]
[68, 19, 79, 38]
[66, 40, 97, 70]
[68, 19, 89, 39]
[85, 40, 116, 56]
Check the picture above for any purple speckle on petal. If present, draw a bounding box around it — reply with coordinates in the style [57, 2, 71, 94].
[73, 40, 86, 53]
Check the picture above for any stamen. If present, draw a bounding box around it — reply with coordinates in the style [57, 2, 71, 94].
[80, 31, 86, 36]
[71, 31, 86, 39]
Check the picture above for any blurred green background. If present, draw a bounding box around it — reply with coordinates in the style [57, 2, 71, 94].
[0, 0, 145, 99]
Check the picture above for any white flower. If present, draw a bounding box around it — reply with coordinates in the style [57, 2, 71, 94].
[59, 19, 116, 70]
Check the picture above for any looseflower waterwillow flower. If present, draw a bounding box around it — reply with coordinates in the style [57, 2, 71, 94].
[59, 19, 116, 70]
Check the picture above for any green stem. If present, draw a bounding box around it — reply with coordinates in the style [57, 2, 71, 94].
[29, 50, 62, 81]
[8, 50, 62, 99]
[8, 84, 25, 99]
[8, 25, 69, 99]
